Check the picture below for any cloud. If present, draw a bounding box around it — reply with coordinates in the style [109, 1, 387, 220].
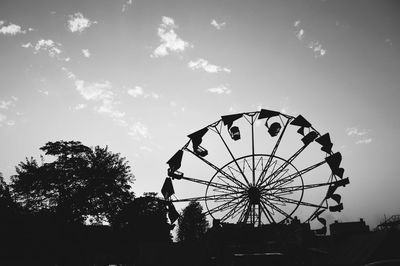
[82, 49, 90, 58]
[75, 79, 112, 101]
[0, 97, 17, 110]
[38, 89, 49, 95]
[346, 127, 368, 136]
[207, 85, 232, 95]
[24, 39, 69, 61]
[128, 121, 149, 140]
[35, 40, 61, 57]
[294, 20, 304, 40]
[127, 86, 144, 97]
[211, 19, 226, 30]
[0, 100, 13, 109]
[72, 103, 86, 110]
[0, 97, 17, 126]
[308, 41, 326, 58]
[6, 120, 15, 126]
[356, 138, 373, 145]
[385, 38, 393, 47]
[0, 22, 26, 35]
[21, 42, 33, 48]
[294, 20, 326, 58]
[151, 16, 191, 58]
[346, 127, 372, 145]
[25, 39, 70, 61]
[62, 67, 152, 139]
[122, 0, 133, 12]
[127, 86, 160, 99]
[62, 67, 126, 125]
[67, 12, 97, 33]
[296, 29, 304, 40]
[0, 113, 6, 122]
[139, 146, 153, 152]
[188, 58, 231, 73]
[0, 114, 15, 127]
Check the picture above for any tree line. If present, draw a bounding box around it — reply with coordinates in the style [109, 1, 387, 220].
[0, 140, 208, 264]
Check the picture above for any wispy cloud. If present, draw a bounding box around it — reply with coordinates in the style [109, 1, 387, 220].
[67, 13, 97, 33]
[151, 16, 191, 58]
[62, 67, 126, 125]
[293, 20, 326, 58]
[139, 146, 153, 152]
[127, 86, 144, 97]
[356, 138, 372, 145]
[0, 96, 18, 110]
[346, 127, 372, 145]
[0, 113, 14, 127]
[308, 41, 326, 58]
[34, 39, 61, 57]
[385, 38, 393, 47]
[211, 19, 226, 30]
[122, 0, 133, 12]
[23, 39, 69, 61]
[188, 58, 231, 73]
[21, 42, 32, 48]
[0, 100, 13, 109]
[346, 127, 368, 136]
[0, 97, 18, 126]
[38, 89, 49, 96]
[0, 21, 28, 35]
[207, 85, 232, 95]
[71, 103, 86, 111]
[82, 49, 91, 58]
[127, 86, 160, 99]
[128, 121, 149, 140]
[62, 67, 153, 141]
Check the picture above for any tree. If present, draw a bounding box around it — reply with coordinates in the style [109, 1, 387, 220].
[10, 140, 134, 224]
[0, 172, 18, 216]
[177, 201, 208, 242]
[114, 193, 173, 243]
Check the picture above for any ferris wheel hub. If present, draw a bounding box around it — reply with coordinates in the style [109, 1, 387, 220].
[248, 186, 261, 205]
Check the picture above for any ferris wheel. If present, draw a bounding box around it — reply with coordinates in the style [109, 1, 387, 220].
[161, 109, 349, 227]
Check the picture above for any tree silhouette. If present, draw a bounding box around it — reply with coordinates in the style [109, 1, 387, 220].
[10, 141, 134, 224]
[177, 201, 208, 242]
[114, 193, 173, 243]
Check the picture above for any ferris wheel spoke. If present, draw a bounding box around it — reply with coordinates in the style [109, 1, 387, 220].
[215, 128, 251, 186]
[205, 194, 246, 216]
[266, 160, 326, 190]
[257, 119, 291, 186]
[220, 196, 248, 222]
[178, 176, 240, 193]
[261, 144, 308, 187]
[261, 196, 292, 222]
[173, 191, 242, 203]
[268, 194, 328, 210]
[250, 115, 256, 185]
[271, 180, 336, 195]
[259, 201, 276, 224]
[238, 201, 251, 223]
[184, 147, 247, 189]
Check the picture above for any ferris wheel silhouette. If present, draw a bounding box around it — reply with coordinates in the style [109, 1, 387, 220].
[162, 109, 349, 227]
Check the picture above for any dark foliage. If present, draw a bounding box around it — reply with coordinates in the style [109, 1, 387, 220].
[177, 200, 208, 242]
[10, 140, 135, 224]
[115, 194, 173, 243]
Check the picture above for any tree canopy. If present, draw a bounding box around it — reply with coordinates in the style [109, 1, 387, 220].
[177, 201, 209, 242]
[10, 140, 135, 224]
[114, 193, 173, 243]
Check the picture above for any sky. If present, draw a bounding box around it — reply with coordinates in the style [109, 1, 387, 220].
[0, 0, 399, 229]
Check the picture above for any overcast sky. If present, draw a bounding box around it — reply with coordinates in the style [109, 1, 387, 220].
[1, 0, 399, 228]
